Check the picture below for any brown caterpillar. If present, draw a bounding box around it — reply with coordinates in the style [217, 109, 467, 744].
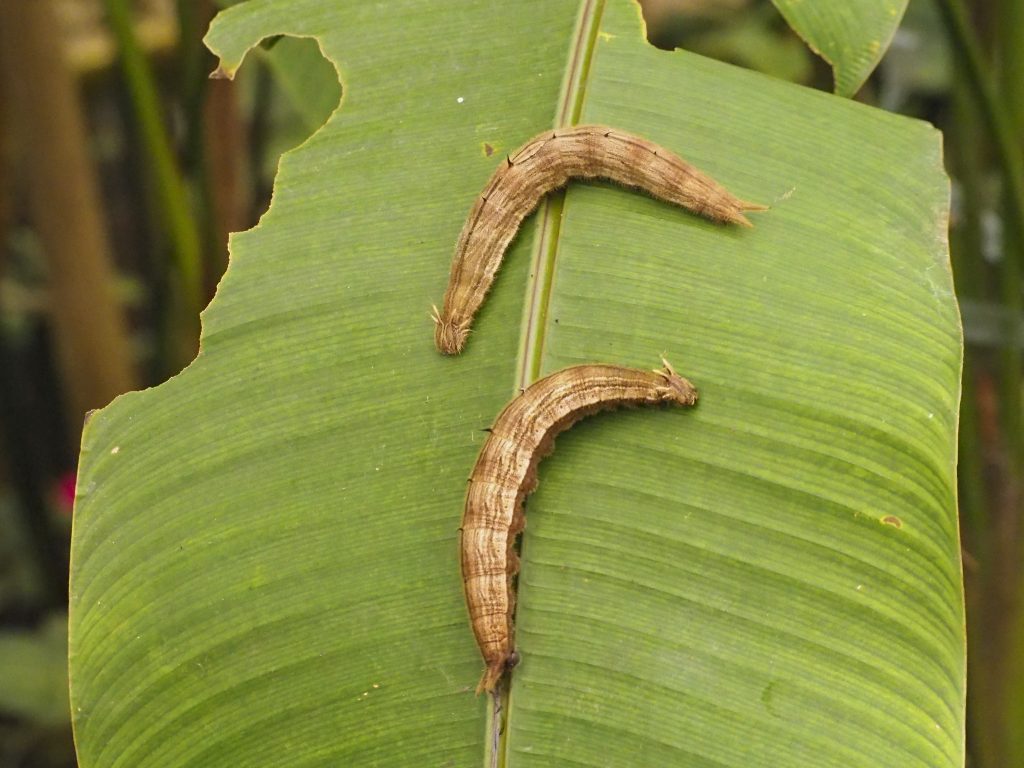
[460, 359, 699, 693]
[433, 125, 765, 354]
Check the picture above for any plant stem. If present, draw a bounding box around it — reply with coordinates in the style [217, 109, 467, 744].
[0, 0, 138, 422]
[934, 0, 1024, 468]
[103, 0, 204, 329]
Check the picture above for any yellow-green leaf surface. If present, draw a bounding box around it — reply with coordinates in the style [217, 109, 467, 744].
[68, 1, 964, 766]
[772, 0, 910, 96]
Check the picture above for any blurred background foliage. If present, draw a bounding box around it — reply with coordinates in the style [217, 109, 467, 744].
[0, 0, 1019, 766]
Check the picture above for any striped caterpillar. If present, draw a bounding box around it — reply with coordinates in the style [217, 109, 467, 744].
[433, 125, 765, 354]
[460, 360, 698, 693]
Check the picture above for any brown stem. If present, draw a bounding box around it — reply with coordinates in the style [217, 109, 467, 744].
[0, 0, 138, 430]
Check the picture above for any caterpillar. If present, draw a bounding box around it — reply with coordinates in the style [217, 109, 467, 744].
[433, 125, 765, 354]
[460, 359, 698, 693]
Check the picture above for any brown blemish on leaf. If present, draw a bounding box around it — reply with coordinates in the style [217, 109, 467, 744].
[460, 359, 698, 693]
[433, 124, 766, 354]
[483, 143, 495, 157]
[881, 515, 903, 528]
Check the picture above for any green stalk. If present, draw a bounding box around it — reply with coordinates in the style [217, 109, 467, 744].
[936, 4, 1024, 765]
[999, 0, 1024, 134]
[103, 0, 203, 324]
[995, 2, 1024, 764]
[934, 0, 1024, 468]
[950, 63, 995, 768]
[175, 0, 223, 297]
[949, 76, 990, 545]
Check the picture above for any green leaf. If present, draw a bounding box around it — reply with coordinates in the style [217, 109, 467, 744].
[69, 1, 963, 767]
[0, 614, 70, 725]
[256, 35, 341, 134]
[772, 0, 910, 96]
[687, 11, 814, 84]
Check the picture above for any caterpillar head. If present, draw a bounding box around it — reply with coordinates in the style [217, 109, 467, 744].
[432, 307, 470, 355]
[654, 357, 699, 406]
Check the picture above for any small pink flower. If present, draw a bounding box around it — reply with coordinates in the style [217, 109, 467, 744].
[55, 471, 76, 516]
